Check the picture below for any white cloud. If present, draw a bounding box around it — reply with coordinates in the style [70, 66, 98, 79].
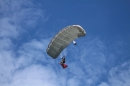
[0, 36, 59, 86]
[67, 77, 80, 86]
[98, 61, 130, 86]
[0, 18, 18, 38]
[98, 82, 109, 86]
[0, 0, 53, 86]
[0, 38, 13, 50]
[0, 50, 15, 85]
[10, 65, 59, 86]
[16, 39, 50, 68]
[108, 61, 130, 86]
[0, 37, 55, 86]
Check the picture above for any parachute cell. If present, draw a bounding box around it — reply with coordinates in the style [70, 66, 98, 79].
[46, 25, 86, 59]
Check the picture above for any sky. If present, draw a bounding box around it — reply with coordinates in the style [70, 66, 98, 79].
[0, 0, 130, 86]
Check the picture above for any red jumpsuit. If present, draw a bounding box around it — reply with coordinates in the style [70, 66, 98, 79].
[61, 63, 68, 69]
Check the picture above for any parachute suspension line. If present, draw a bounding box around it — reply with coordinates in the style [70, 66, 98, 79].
[76, 42, 80, 56]
[59, 48, 67, 58]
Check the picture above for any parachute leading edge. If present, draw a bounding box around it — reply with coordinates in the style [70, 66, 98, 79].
[46, 25, 86, 59]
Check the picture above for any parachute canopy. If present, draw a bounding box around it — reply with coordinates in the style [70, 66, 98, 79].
[46, 25, 86, 59]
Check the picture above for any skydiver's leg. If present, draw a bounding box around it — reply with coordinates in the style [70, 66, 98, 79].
[62, 64, 68, 69]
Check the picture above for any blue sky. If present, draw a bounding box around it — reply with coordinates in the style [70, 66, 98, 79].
[0, 0, 130, 86]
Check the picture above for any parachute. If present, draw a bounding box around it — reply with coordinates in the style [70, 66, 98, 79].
[46, 25, 86, 59]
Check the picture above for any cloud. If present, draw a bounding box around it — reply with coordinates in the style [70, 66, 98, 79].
[0, 37, 59, 86]
[67, 77, 80, 86]
[0, 0, 47, 36]
[0, 38, 13, 50]
[0, 18, 18, 38]
[98, 82, 109, 86]
[0, 0, 53, 86]
[0, 50, 15, 85]
[108, 61, 130, 86]
[16, 39, 50, 68]
[10, 65, 60, 86]
[98, 61, 130, 86]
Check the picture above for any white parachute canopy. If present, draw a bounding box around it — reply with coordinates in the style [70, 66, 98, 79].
[46, 25, 86, 59]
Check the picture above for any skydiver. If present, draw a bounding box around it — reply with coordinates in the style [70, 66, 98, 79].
[59, 56, 68, 69]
